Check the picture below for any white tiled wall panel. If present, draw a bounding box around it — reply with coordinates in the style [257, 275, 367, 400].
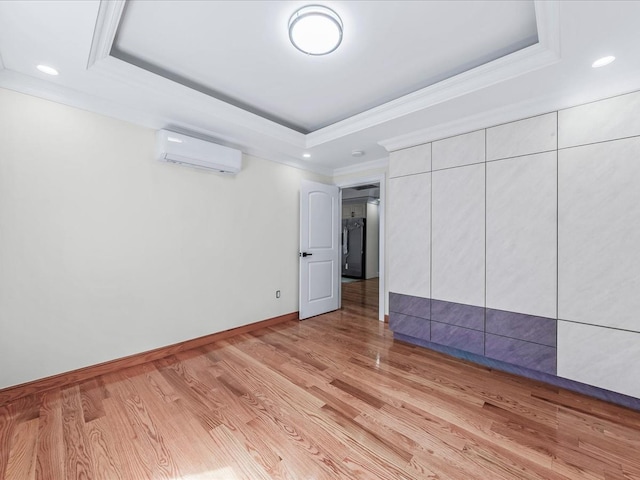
[558, 136, 640, 332]
[559, 90, 640, 148]
[389, 143, 431, 178]
[388, 173, 431, 298]
[432, 164, 484, 307]
[486, 152, 557, 318]
[558, 321, 640, 398]
[432, 129, 485, 171]
[487, 112, 557, 161]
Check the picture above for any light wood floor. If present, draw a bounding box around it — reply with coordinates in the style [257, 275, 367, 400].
[2, 280, 640, 479]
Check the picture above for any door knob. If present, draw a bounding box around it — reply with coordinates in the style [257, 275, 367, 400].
[299, 252, 313, 257]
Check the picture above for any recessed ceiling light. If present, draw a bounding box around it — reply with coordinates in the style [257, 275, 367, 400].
[303, 153, 311, 158]
[288, 5, 343, 56]
[592, 56, 615, 68]
[167, 136, 183, 143]
[36, 64, 59, 76]
[351, 150, 365, 157]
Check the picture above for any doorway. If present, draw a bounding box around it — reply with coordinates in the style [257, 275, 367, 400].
[337, 176, 385, 321]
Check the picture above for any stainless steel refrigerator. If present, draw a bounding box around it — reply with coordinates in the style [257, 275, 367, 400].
[342, 218, 366, 278]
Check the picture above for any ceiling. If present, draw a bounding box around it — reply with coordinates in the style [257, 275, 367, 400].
[112, 1, 537, 134]
[1, 1, 640, 176]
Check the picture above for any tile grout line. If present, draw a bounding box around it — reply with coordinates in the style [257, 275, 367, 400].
[430, 142, 433, 342]
[556, 111, 560, 375]
[558, 132, 640, 151]
[484, 128, 487, 356]
[557, 317, 640, 335]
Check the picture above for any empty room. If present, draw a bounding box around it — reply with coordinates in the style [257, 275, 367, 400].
[1, 1, 640, 478]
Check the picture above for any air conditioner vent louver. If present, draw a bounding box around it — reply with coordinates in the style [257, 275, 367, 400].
[156, 130, 242, 175]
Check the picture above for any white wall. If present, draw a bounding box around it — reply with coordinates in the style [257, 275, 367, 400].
[0, 88, 328, 389]
[365, 202, 379, 279]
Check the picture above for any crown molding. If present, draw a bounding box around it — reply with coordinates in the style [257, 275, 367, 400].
[335, 171, 386, 188]
[332, 156, 389, 178]
[306, 0, 561, 149]
[535, 0, 561, 56]
[378, 94, 560, 152]
[87, 0, 126, 68]
[93, 56, 305, 146]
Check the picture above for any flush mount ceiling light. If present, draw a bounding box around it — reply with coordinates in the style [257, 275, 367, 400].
[302, 153, 311, 158]
[288, 5, 343, 56]
[36, 64, 59, 76]
[592, 55, 616, 68]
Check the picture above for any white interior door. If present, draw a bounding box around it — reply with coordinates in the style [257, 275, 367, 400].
[299, 179, 340, 319]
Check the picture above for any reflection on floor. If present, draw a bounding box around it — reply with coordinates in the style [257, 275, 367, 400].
[341, 277, 378, 319]
[340, 276, 362, 284]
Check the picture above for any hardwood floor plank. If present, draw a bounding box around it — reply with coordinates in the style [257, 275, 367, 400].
[330, 378, 386, 410]
[0, 404, 15, 479]
[207, 424, 273, 480]
[323, 404, 413, 465]
[245, 415, 336, 480]
[79, 378, 107, 423]
[247, 390, 355, 479]
[4, 418, 38, 480]
[61, 387, 93, 479]
[84, 418, 123, 480]
[35, 390, 65, 480]
[124, 373, 230, 479]
[121, 394, 181, 479]
[100, 385, 156, 478]
[306, 385, 361, 420]
[225, 417, 291, 479]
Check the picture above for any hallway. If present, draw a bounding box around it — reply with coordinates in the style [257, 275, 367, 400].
[341, 278, 379, 319]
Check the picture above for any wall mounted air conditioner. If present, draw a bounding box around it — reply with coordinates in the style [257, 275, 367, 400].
[156, 129, 242, 175]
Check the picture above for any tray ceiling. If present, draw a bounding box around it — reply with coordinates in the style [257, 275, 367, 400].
[112, 1, 538, 133]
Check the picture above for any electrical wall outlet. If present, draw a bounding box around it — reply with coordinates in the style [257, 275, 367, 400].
[275, 290, 281, 299]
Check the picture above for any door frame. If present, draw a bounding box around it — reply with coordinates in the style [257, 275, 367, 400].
[335, 174, 386, 322]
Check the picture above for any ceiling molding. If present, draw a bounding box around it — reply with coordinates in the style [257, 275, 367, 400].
[535, 0, 561, 56]
[335, 172, 385, 189]
[332, 157, 389, 178]
[378, 90, 570, 152]
[0, 67, 151, 123]
[305, 0, 561, 149]
[90, 55, 305, 147]
[87, 0, 125, 68]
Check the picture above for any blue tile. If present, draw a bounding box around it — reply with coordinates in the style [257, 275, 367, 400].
[486, 309, 556, 347]
[389, 292, 430, 319]
[430, 322, 484, 355]
[485, 333, 556, 375]
[431, 299, 484, 330]
[389, 313, 430, 341]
